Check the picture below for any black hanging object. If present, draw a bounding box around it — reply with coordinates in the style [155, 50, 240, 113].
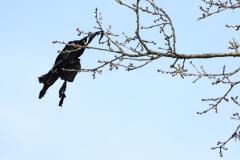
[38, 31, 103, 106]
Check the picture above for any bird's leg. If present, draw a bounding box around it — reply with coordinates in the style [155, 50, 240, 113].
[59, 81, 67, 107]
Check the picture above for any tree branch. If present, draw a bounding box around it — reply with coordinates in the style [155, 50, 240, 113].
[50, 0, 240, 157]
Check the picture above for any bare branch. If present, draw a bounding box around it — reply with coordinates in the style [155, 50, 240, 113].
[198, 0, 240, 20]
[48, 0, 240, 156]
[211, 124, 240, 157]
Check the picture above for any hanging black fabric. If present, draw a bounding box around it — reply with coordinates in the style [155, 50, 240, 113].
[38, 31, 103, 106]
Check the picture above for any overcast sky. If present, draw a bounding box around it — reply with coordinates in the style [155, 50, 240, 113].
[0, 0, 239, 160]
